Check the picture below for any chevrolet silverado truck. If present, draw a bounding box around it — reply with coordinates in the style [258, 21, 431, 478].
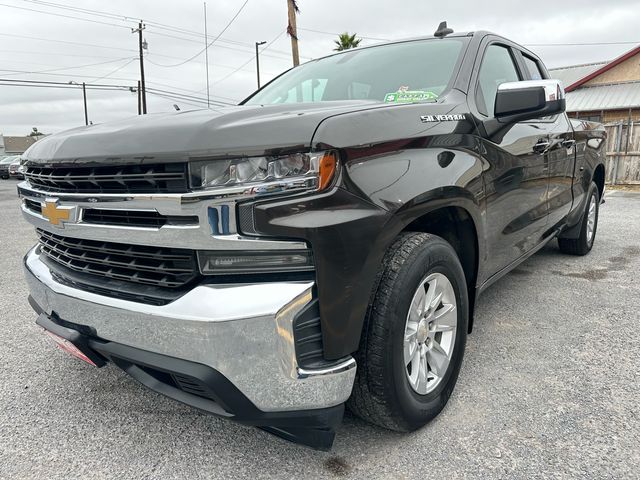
[18, 25, 606, 450]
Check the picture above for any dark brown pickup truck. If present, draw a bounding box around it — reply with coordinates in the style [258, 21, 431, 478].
[18, 25, 605, 449]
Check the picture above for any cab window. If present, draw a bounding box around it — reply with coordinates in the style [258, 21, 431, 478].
[476, 45, 520, 117]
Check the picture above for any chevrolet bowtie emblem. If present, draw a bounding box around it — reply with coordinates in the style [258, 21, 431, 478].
[41, 199, 76, 227]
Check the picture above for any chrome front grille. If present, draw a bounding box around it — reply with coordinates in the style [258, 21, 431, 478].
[37, 228, 198, 288]
[24, 163, 188, 194]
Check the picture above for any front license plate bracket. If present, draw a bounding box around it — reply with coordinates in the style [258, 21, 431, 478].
[36, 313, 106, 367]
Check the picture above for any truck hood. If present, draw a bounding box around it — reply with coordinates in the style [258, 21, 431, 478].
[23, 101, 387, 164]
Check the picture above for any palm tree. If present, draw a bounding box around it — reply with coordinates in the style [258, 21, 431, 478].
[333, 32, 362, 51]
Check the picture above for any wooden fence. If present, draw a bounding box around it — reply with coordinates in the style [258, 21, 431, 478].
[604, 121, 640, 184]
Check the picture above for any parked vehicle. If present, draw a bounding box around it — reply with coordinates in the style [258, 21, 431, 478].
[0, 156, 16, 179]
[18, 24, 605, 450]
[9, 157, 24, 179]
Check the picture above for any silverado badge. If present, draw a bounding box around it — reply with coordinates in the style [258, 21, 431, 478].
[41, 199, 77, 228]
[420, 114, 467, 123]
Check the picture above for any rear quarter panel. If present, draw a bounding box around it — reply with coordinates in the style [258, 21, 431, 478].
[569, 119, 606, 225]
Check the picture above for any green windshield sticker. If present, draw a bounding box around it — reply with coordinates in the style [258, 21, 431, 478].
[384, 90, 438, 103]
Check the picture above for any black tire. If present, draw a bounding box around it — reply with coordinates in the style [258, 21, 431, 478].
[347, 232, 468, 431]
[558, 182, 600, 256]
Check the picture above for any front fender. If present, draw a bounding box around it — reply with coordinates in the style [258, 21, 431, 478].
[252, 145, 486, 360]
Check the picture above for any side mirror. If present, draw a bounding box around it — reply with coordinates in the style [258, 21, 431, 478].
[494, 79, 566, 124]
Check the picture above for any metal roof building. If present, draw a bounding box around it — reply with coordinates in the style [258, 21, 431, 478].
[561, 81, 640, 113]
[550, 61, 607, 88]
[549, 45, 640, 123]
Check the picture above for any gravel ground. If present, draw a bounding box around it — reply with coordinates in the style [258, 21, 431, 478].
[0, 179, 638, 479]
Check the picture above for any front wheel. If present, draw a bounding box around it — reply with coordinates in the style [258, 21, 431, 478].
[347, 232, 468, 431]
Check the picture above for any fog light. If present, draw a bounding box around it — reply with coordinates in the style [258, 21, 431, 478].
[198, 250, 314, 274]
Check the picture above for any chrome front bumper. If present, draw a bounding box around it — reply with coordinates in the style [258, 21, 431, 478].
[24, 247, 356, 412]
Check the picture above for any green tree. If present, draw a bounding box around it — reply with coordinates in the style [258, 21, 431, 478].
[333, 32, 362, 51]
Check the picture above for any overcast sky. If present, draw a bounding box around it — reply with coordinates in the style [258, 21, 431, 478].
[0, 0, 639, 136]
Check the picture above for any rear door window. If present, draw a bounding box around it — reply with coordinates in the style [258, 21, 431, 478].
[522, 55, 544, 80]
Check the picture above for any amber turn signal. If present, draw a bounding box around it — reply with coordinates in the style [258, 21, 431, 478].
[318, 152, 337, 191]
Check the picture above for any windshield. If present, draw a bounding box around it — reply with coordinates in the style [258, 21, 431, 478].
[246, 38, 466, 106]
[1, 156, 17, 164]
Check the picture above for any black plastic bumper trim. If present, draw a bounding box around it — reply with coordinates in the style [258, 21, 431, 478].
[29, 298, 343, 450]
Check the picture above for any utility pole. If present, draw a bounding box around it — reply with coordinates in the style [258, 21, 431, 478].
[69, 81, 88, 125]
[132, 22, 147, 114]
[255, 41, 266, 89]
[82, 82, 88, 125]
[137, 80, 142, 115]
[203, 2, 210, 108]
[286, 0, 300, 66]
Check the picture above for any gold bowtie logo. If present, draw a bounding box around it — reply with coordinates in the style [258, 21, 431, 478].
[41, 200, 74, 227]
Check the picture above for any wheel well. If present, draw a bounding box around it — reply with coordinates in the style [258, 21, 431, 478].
[593, 164, 605, 199]
[402, 206, 479, 333]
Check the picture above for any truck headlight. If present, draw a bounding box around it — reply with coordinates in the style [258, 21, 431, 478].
[189, 151, 337, 193]
[197, 249, 314, 274]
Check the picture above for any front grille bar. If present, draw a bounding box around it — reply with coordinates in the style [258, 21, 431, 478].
[38, 229, 192, 261]
[24, 163, 188, 194]
[37, 228, 198, 289]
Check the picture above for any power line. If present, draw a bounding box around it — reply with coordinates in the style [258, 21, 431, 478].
[17, 0, 302, 62]
[0, 79, 232, 113]
[87, 58, 137, 83]
[0, 31, 137, 54]
[0, 32, 219, 63]
[146, 90, 207, 109]
[524, 41, 640, 47]
[296, 27, 639, 48]
[0, 49, 129, 60]
[7, 1, 638, 53]
[297, 27, 390, 42]
[19, 0, 298, 59]
[144, 30, 301, 62]
[1, 2, 301, 88]
[0, 67, 238, 101]
[0, 56, 135, 77]
[3, 0, 298, 64]
[13, 0, 258, 67]
[145, 86, 233, 105]
[3, 0, 291, 66]
[145, 54, 278, 76]
[22, 0, 132, 21]
[149, 0, 250, 68]
[0, 77, 132, 88]
[145, 89, 231, 108]
[0, 77, 236, 106]
[0, 2, 133, 29]
[142, 22, 303, 59]
[0, 81, 130, 92]
[211, 30, 287, 87]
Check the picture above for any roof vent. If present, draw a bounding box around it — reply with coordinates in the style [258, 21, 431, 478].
[434, 21, 453, 38]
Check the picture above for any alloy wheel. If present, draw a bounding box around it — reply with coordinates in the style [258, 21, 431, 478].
[403, 272, 457, 395]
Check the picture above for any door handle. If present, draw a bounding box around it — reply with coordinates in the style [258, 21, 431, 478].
[562, 139, 576, 149]
[533, 139, 551, 154]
